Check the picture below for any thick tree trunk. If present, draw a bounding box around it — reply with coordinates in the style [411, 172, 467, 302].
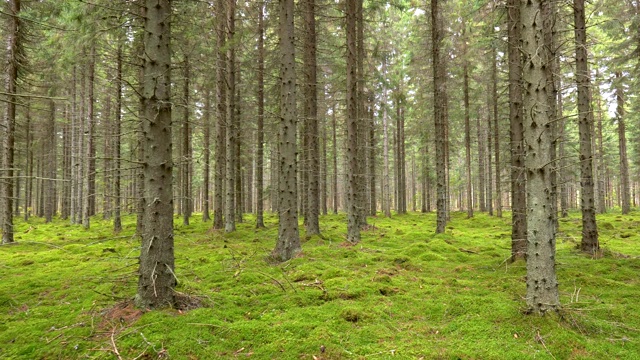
[574, 0, 599, 254]
[273, 0, 301, 261]
[508, 0, 526, 260]
[432, 0, 447, 233]
[346, 0, 361, 243]
[521, 0, 560, 315]
[615, 72, 630, 215]
[83, 45, 96, 229]
[136, 0, 175, 309]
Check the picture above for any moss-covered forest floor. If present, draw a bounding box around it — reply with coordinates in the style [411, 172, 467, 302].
[1, 211, 639, 359]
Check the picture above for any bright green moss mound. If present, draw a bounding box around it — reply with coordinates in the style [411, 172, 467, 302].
[1, 211, 639, 359]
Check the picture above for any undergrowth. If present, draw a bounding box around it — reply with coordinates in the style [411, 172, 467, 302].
[1, 210, 638, 359]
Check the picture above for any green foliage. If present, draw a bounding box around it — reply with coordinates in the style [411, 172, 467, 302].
[1, 212, 639, 359]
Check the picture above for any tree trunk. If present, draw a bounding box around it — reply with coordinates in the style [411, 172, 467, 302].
[521, 0, 560, 315]
[114, 44, 123, 233]
[574, 0, 599, 254]
[346, 0, 361, 243]
[462, 19, 473, 218]
[182, 56, 192, 225]
[255, 1, 266, 228]
[303, 0, 320, 236]
[508, 0, 526, 260]
[213, 0, 227, 230]
[492, 37, 502, 218]
[44, 98, 56, 223]
[477, 110, 486, 212]
[615, 72, 630, 215]
[1, 0, 21, 244]
[225, 0, 237, 232]
[368, 94, 376, 216]
[272, 0, 301, 261]
[136, 0, 175, 309]
[382, 58, 391, 218]
[203, 86, 212, 222]
[332, 102, 338, 215]
[83, 45, 96, 229]
[432, 0, 447, 233]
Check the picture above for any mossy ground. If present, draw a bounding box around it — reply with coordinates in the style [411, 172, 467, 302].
[1, 210, 639, 359]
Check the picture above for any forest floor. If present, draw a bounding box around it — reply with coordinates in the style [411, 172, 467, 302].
[0, 210, 639, 359]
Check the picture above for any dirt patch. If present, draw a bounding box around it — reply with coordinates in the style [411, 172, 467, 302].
[97, 300, 144, 332]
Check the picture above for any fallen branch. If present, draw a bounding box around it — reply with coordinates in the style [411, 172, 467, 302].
[459, 248, 478, 254]
[111, 327, 123, 360]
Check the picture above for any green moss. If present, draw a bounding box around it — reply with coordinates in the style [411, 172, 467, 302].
[1, 211, 639, 359]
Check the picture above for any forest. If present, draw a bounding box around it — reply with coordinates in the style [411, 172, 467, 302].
[1, 0, 639, 358]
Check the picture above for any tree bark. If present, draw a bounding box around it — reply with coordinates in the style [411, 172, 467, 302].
[574, 0, 599, 254]
[303, 0, 320, 236]
[1, 0, 21, 244]
[508, 0, 526, 260]
[346, 0, 361, 243]
[462, 19, 473, 218]
[213, 0, 227, 230]
[182, 56, 192, 225]
[202, 85, 212, 222]
[273, 0, 302, 261]
[136, 0, 176, 309]
[255, 1, 266, 228]
[615, 72, 630, 215]
[521, 0, 560, 315]
[114, 44, 123, 233]
[432, 0, 447, 233]
[225, 0, 237, 232]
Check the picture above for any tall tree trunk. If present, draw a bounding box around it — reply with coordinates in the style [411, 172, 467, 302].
[25, 104, 34, 220]
[304, 0, 320, 235]
[477, 111, 486, 212]
[114, 44, 123, 233]
[1, 0, 21, 244]
[462, 19, 473, 218]
[225, 0, 237, 232]
[136, 0, 175, 309]
[432, 0, 447, 233]
[382, 58, 391, 218]
[368, 94, 376, 216]
[574, 0, 599, 254]
[346, 0, 361, 243]
[332, 102, 338, 214]
[558, 78, 568, 218]
[44, 97, 56, 223]
[521, 0, 560, 315]
[594, 72, 607, 213]
[508, 0, 526, 260]
[83, 45, 96, 229]
[182, 56, 192, 225]
[492, 37, 502, 218]
[255, 1, 266, 228]
[213, 0, 227, 230]
[203, 86, 212, 222]
[543, 0, 558, 230]
[356, 0, 368, 226]
[273, 0, 301, 261]
[615, 72, 630, 215]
